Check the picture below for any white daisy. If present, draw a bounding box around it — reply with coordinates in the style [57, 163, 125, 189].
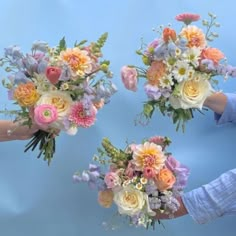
[172, 60, 191, 82]
[184, 47, 201, 67]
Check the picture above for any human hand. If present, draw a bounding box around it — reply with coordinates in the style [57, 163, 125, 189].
[155, 196, 188, 220]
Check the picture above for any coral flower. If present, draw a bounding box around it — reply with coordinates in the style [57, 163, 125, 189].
[201, 47, 225, 65]
[163, 27, 177, 43]
[14, 82, 39, 107]
[146, 61, 166, 86]
[69, 102, 97, 128]
[175, 13, 200, 25]
[60, 48, 93, 77]
[133, 142, 166, 173]
[180, 25, 206, 48]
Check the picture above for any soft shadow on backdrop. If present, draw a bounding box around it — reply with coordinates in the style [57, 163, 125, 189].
[0, 0, 235, 235]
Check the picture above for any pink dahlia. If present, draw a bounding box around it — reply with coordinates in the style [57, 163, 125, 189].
[175, 13, 200, 25]
[69, 102, 97, 128]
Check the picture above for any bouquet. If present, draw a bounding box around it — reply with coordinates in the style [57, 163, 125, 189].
[0, 33, 117, 165]
[73, 136, 190, 229]
[121, 13, 236, 131]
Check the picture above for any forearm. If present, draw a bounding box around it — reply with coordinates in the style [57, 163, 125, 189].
[203, 92, 227, 114]
[0, 120, 38, 141]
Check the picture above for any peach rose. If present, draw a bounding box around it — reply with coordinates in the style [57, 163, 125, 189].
[155, 167, 176, 191]
[14, 82, 39, 107]
[163, 27, 177, 43]
[201, 47, 225, 65]
[98, 189, 114, 208]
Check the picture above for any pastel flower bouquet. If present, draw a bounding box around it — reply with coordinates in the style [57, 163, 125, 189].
[73, 136, 189, 229]
[121, 13, 236, 131]
[0, 33, 116, 164]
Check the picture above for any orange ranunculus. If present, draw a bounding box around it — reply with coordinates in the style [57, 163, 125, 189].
[146, 61, 166, 86]
[155, 167, 176, 191]
[163, 27, 177, 43]
[201, 47, 225, 65]
[180, 25, 206, 48]
[98, 189, 114, 208]
[14, 82, 39, 107]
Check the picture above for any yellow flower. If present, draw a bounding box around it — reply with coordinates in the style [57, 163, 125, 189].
[180, 25, 206, 48]
[140, 177, 148, 185]
[133, 142, 166, 173]
[60, 48, 92, 77]
[14, 82, 39, 107]
[135, 182, 143, 190]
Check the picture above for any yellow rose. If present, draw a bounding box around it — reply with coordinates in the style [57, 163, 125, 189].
[169, 72, 213, 109]
[113, 185, 155, 217]
[14, 82, 39, 107]
[98, 189, 114, 208]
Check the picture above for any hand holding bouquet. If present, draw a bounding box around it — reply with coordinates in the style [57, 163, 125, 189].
[0, 33, 117, 165]
[121, 13, 236, 131]
[73, 136, 189, 229]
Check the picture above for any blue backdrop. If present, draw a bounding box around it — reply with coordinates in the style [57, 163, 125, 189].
[0, 0, 235, 235]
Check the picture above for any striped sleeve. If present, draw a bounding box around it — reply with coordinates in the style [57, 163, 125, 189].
[182, 169, 236, 224]
[215, 93, 236, 124]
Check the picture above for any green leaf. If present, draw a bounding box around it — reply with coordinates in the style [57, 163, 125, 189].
[143, 103, 154, 118]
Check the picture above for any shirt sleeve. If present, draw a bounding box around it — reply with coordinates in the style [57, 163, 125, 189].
[182, 169, 236, 224]
[215, 93, 236, 124]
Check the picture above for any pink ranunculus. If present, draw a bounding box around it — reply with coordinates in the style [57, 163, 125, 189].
[121, 66, 138, 92]
[143, 167, 157, 179]
[45, 66, 62, 85]
[175, 13, 200, 25]
[34, 104, 58, 128]
[104, 172, 121, 188]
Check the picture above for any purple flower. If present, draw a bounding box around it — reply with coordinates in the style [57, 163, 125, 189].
[165, 156, 190, 189]
[59, 64, 72, 81]
[22, 54, 38, 75]
[201, 59, 216, 71]
[144, 84, 161, 100]
[32, 40, 48, 52]
[73, 164, 101, 189]
[4, 45, 23, 59]
[154, 43, 169, 60]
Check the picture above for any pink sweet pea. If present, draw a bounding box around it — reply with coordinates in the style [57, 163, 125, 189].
[121, 66, 138, 92]
[45, 66, 62, 84]
[34, 104, 58, 128]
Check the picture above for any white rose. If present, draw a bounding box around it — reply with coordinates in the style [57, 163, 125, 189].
[37, 91, 73, 117]
[113, 185, 155, 217]
[36, 91, 73, 129]
[169, 72, 213, 109]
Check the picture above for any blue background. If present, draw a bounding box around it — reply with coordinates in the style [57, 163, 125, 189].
[0, 0, 236, 235]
